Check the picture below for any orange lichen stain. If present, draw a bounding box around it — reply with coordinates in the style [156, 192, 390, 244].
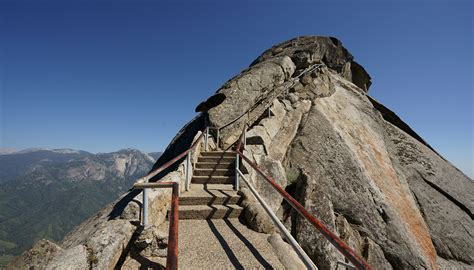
[358, 129, 438, 270]
[316, 91, 438, 269]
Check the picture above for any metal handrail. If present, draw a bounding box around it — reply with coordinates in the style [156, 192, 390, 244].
[137, 131, 205, 184]
[131, 129, 206, 270]
[134, 182, 179, 270]
[235, 128, 373, 270]
[204, 126, 220, 151]
[206, 63, 325, 141]
[236, 169, 317, 269]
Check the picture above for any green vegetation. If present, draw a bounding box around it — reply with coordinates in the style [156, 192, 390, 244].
[0, 255, 15, 267]
[0, 149, 154, 267]
[286, 167, 301, 185]
[0, 239, 17, 250]
[0, 176, 123, 261]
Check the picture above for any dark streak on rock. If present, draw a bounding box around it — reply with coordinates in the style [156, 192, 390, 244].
[419, 174, 474, 220]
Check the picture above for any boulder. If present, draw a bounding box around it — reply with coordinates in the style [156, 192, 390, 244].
[342, 61, 372, 91]
[17, 36, 472, 270]
[5, 240, 62, 270]
[239, 187, 275, 234]
[267, 233, 308, 269]
[46, 245, 89, 270]
[132, 225, 168, 258]
[335, 215, 392, 269]
[155, 35, 472, 269]
[268, 99, 311, 161]
[251, 36, 370, 90]
[207, 56, 296, 146]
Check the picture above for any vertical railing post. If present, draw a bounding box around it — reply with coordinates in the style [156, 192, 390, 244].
[243, 130, 246, 149]
[143, 188, 148, 227]
[166, 183, 179, 270]
[205, 127, 209, 152]
[235, 153, 239, 191]
[216, 128, 220, 149]
[185, 151, 191, 191]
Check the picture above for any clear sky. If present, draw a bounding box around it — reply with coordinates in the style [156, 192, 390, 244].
[0, 0, 472, 177]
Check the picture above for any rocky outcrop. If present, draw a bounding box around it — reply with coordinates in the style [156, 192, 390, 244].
[195, 35, 472, 269]
[12, 36, 472, 270]
[204, 36, 371, 148]
[5, 240, 63, 270]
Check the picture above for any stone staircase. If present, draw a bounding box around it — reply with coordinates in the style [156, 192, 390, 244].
[139, 150, 288, 268]
[161, 151, 285, 268]
[178, 151, 243, 220]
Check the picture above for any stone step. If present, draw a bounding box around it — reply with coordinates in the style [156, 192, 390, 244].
[201, 151, 235, 157]
[193, 168, 234, 176]
[195, 162, 234, 170]
[192, 175, 234, 184]
[173, 219, 286, 269]
[179, 184, 241, 206]
[177, 204, 243, 220]
[198, 156, 235, 163]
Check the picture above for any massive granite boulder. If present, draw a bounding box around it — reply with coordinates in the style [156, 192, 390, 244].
[11, 36, 472, 270]
[194, 36, 472, 269]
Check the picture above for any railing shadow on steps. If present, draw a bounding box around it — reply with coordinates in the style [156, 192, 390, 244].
[124, 127, 235, 269]
[233, 124, 374, 270]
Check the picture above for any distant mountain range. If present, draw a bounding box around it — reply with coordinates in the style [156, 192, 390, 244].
[0, 148, 161, 266]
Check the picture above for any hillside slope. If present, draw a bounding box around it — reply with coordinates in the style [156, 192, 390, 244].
[0, 149, 156, 266]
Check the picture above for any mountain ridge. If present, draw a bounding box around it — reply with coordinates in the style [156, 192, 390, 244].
[7, 36, 473, 270]
[0, 148, 161, 267]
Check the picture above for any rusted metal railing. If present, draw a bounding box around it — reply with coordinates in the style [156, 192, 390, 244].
[131, 129, 206, 270]
[235, 126, 373, 270]
[136, 131, 205, 185]
[133, 182, 179, 270]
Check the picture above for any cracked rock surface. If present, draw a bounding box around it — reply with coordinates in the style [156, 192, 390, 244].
[191, 36, 472, 269]
[12, 36, 472, 270]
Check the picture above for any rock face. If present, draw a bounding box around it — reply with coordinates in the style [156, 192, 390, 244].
[11, 36, 472, 270]
[5, 240, 63, 270]
[198, 36, 472, 269]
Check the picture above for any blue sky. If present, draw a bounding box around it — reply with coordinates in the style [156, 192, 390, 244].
[0, 0, 472, 177]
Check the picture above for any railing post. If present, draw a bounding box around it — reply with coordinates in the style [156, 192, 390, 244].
[205, 127, 209, 152]
[216, 128, 220, 149]
[235, 153, 239, 190]
[243, 130, 246, 149]
[185, 151, 191, 191]
[142, 188, 148, 227]
[167, 182, 179, 270]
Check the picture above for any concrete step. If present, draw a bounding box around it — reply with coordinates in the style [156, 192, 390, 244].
[201, 151, 235, 157]
[174, 219, 285, 269]
[198, 156, 235, 163]
[180, 184, 241, 206]
[192, 175, 234, 184]
[195, 162, 234, 170]
[193, 168, 234, 176]
[177, 204, 243, 220]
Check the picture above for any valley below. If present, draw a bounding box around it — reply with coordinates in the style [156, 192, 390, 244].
[0, 148, 160, 267]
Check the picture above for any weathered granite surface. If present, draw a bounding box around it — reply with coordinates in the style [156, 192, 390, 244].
[6, 240, 63, 270]
[11, 36, 472, 269]
[196, 35, 472, 269]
